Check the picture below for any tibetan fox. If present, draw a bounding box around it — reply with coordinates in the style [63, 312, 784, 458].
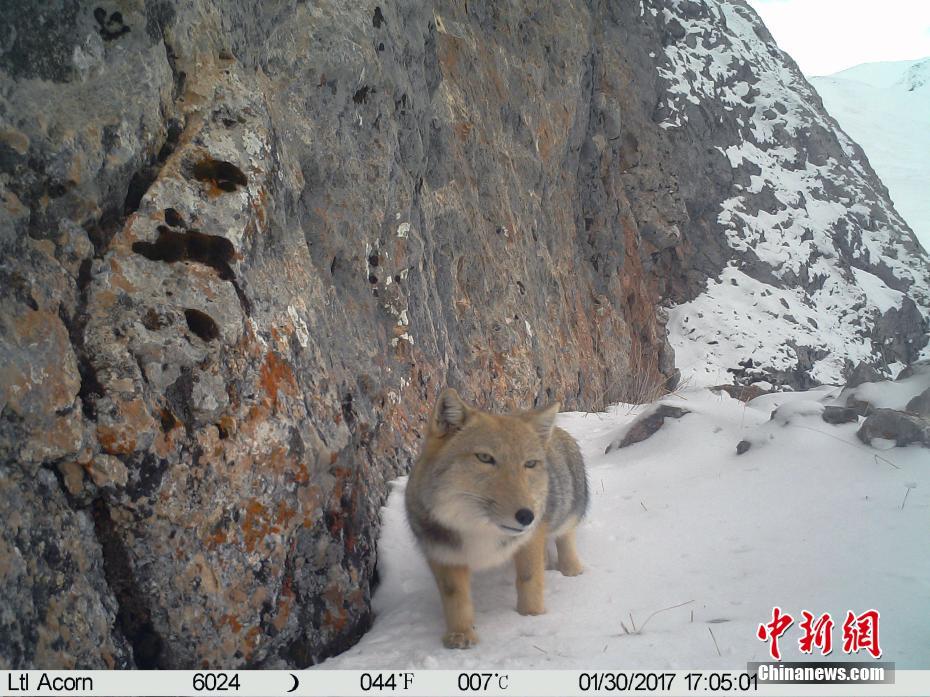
[405, 388, 588, 648]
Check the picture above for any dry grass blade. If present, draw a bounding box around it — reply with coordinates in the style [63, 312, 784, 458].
[619, 600, 695, 637]
[787, 423, 901, 469]
[874, 453, 901, 470]
[708, 627, 722, 657]
[594, 338, 676, 412]
[637, 599, 694, 634]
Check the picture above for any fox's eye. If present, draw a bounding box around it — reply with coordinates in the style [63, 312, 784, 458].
[524, 459, 540, 469]
[475, 452, 496, 464]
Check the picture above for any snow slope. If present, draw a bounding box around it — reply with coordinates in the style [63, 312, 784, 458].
[318, 387, 929, 670]
[655, 1, 930, 388]
[811, 59, 930, 254]
[828, 59, 925, 89]
[668, 264, 910, 388]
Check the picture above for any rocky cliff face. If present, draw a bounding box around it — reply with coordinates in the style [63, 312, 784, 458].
[1, 0, 927, 668]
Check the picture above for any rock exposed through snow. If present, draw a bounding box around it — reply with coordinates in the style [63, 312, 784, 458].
[605, 404, 690, 452]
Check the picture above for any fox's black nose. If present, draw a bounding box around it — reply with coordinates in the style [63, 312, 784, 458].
[515, 508, 535, 526]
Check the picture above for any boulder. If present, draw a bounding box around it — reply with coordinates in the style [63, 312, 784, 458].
[846, 397, 875, 417]
[821, 406, 859, 425]
[846, 361, 884, 388]
[710, 384, 771, 403]
[857, 409, 930, 448]
[905, 388, 930, 418]
[605, 405, 690, 452]
[896, 360, 930, 381]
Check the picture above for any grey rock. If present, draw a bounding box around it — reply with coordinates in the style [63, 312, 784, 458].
[710, 384, 770, 403]
[846, 397, 875, 417]
[0, 467, 133, 668]
[906, 388, 930, 418]
[821, 406, 858, 425]
[736, 440, 752, 455]
[857, 409, 930, 448]
[605, 405, 690, 452]
[896, 360, 930, 381]
[846, 361, 885, 388]
[872, 297, 929, 367]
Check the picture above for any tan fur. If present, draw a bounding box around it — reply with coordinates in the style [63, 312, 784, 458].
[555, 527, 584, 576]
[405, 388, 588, 648]
[514, 522, 548, 616]
[428, 562, 477, 649]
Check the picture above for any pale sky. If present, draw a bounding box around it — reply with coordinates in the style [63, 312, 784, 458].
[746, 0, 930, 76]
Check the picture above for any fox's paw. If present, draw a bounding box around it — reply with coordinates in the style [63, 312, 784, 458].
[559, 560, 584, 577]
[517, 598, 547, 616]
[443, 628, 479, 649]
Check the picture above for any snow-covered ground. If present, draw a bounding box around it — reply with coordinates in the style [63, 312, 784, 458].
[810, 59, 930, 253]
[318, 385, 929, 670]
[667, 264, 909, 388]
[829, 59, 926, 89]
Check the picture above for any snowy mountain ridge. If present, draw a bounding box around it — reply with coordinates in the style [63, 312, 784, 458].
[653, 0, 930, 388]
[900, 57, 930, 92]
[836, 56, 930, 92]
[809, 57, 930, 292]
[828, 58, 925, 88]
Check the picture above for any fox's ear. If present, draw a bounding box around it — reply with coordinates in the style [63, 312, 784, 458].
[431, 388, 470, 436]
[527, 402, 560, 442]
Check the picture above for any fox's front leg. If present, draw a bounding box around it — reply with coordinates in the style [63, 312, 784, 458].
[429, 561, 478, 649]
[556, 527, 584, 576]
[514, 523, 548, 615]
